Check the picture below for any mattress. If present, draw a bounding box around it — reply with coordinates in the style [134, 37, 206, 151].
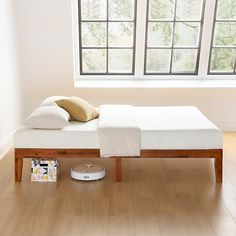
[14, 106, 223, 150]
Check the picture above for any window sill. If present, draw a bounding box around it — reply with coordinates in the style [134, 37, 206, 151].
[75, 77, 236, 88]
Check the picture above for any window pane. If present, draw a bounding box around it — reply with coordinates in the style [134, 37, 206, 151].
[149, 0, 174, 20]
[145, 0, 203, 75]
[81, 22, 106, 47]
[172, 49, 197, 73]
[209, 0, 236, 74]
[214, 22, 236, 46]
[108, 49, 133, 73]
[79, 0, 136, 75]
[147, 22, 173, 47]
[109, 22, 134, 47]
[81, 0, 106, 20]
[176, 0, 203, 20]
[174, 22, 200, 47]
[210, 48, 236, 73]
[82, 49, 106, 73]
[216, 0, 236, 19]
[109, 0, 135, 20]
[146, 49, 171, 73]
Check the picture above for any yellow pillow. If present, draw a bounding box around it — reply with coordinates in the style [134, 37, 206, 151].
[55, 97, 99, 122]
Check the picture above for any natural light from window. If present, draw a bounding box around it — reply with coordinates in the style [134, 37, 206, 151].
[79, 0, 136, 74]
[209, 0, 236, 74]
[74, 0, 236, 80]
[145, 0, 204, 75]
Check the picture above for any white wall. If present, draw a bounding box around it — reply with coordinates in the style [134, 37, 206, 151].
[16, 0, 236, 131]
[0, 0, 23, 158]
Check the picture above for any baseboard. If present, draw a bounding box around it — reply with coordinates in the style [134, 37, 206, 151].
[0, 137, 13, 160]
[215, 122, 236, 132]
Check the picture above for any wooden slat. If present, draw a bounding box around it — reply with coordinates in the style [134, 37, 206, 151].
[15, 148, 223, 159]
[15, 148, 100, 159]
[140, 149, 222, 158]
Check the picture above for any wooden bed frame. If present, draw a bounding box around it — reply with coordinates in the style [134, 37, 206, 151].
[15, 148, 223, 183]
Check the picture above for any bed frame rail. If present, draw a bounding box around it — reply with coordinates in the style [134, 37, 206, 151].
[15, 148, 223, 183]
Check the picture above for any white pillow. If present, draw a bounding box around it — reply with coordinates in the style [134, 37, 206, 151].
[41, 96, 68, 106]
[24, 106, 70, 129]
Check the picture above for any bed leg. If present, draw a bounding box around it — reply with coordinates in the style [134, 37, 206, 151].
[115, 158, 122, 182]
[214, 151, 223, 183]
[15, 157, 23, 182]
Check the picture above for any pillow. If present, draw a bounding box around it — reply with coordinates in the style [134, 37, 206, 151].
[55, 97, 99, 122]
[24, 106, 70, 129]
[41, 96, 68, 106]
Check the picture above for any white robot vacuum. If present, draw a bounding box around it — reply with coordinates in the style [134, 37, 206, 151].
[71, 163, 105, 181]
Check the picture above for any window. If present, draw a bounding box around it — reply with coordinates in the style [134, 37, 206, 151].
[209, 0, 236, 74]
[145, 0, 205, 75]
[78, 0, 137, 75]
[74, 0, 236, 79]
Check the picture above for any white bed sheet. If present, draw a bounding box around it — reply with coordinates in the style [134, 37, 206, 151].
[14, 106, 223, 150]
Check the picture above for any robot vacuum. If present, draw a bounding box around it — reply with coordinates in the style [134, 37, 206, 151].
[71, 163, 105, 181]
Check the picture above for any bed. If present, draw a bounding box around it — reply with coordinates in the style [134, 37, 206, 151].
[14, 106, 223, 183]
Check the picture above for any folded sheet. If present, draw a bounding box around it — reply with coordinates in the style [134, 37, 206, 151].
[98, 105, 141, 157]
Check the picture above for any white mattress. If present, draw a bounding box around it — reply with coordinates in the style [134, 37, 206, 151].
[14, 106, 223, 150]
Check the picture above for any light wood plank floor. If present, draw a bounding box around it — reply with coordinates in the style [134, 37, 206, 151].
[1, 133, 236, 236]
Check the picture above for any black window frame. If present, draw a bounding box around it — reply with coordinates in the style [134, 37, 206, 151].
[78, 0, 137, 75]
[208, 0, 236, 75]
[144, 0, 206, 75]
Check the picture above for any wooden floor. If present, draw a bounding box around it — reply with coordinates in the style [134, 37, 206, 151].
[1, 134, 236, 236]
